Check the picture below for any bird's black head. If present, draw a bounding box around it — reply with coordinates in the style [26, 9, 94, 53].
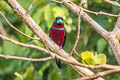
[55, 17, 64, 25]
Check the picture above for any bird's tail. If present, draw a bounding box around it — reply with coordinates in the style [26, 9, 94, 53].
[55, 58, 62, 69]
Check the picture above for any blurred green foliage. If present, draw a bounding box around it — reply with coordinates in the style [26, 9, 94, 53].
[0, 0, 120, 80]
[81, 51, 106, 65]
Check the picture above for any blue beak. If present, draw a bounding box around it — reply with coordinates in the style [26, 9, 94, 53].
[56, 19, 63, 24]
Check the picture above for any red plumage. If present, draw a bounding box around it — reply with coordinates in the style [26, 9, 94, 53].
[49, 22, 65, 47]
[49, 17, 66, 69]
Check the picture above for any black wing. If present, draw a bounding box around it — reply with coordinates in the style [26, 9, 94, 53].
[62, 27, 66, 48]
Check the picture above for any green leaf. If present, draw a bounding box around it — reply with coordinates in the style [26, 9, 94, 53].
[81, 51, 107, 65]
[14, 72, 24, 80]
[1, 1, 14, 14]
[44, 4, 54, 27]
[94, 53, 107, 65]
[95, 0, 102, 3]
[81, 51, 93, 60]
[51, 70, 61, 80]
[32, 8, 44, 24]
[32, 39, 44, 47]
[52, 6, 69, 18]
[37, 62, 50, 80]
[39, 62, 50, 72]
[17, 0, 32, 10]
[82, 34, 88, 47]
[65, 24, 72, 33]
[24, 64, 34, 80]
[0, 46, 2, 53]
[81, 51, 95, 65]
[3, 37, 21, 55]
[97, 38, 107, 52]
[108, 46, 113, 56]
[17, 24, 29, 43]
[25, 26, 33, 37]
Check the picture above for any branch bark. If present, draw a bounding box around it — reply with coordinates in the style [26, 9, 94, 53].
[79, 69, 120, 80]
[0, 54, 52, 61]
[103, 0, 120, 65]
[104, 0, 120, 8]
[70, 11, 81, 56]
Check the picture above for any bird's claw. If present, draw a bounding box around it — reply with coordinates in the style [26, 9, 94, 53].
[50, 38, 52, 41]
[59, 46, 62, 50]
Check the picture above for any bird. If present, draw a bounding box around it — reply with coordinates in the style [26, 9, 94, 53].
[49, 17, 66, 69]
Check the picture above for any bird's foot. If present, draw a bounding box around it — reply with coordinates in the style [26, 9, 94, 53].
[50, 38, 52, 41]
[59, 46, 62, 50]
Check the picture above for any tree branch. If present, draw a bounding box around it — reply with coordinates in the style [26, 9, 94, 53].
[81, 8, 120, 17]
[51, 0, 63, 4]
[0, 11, 39, 40]
[27, 0, 36, 13]
[79, 69, 120, 80]
[0, 54, 52, 61]
[104, 0, 120, 8]
[70, 10, 81, 56]
[105, 0, 120, 65]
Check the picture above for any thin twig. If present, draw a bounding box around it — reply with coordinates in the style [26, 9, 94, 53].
[0, 54, 53, 61]
[81, 8, 120, 17]
[0, 34, 50, 54]
[74, 50, 81, 58]
[0, 11, 39, 40]
[69, 10, 81, 56]
[79, 69, 120, 80]
[51, 0, 63, 4]
[104, 0, 120, 8]
[27, 0, 36, 14]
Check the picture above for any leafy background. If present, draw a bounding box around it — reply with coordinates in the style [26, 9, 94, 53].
[0, 0, 120, 80]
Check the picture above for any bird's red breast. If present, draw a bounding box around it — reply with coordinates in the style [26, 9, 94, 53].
[49, 22, 66, 48]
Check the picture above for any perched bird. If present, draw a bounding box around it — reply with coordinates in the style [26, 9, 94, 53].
[49, 17, 66, 69]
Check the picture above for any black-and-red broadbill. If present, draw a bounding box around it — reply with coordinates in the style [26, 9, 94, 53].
[49, 17, 66, 69]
